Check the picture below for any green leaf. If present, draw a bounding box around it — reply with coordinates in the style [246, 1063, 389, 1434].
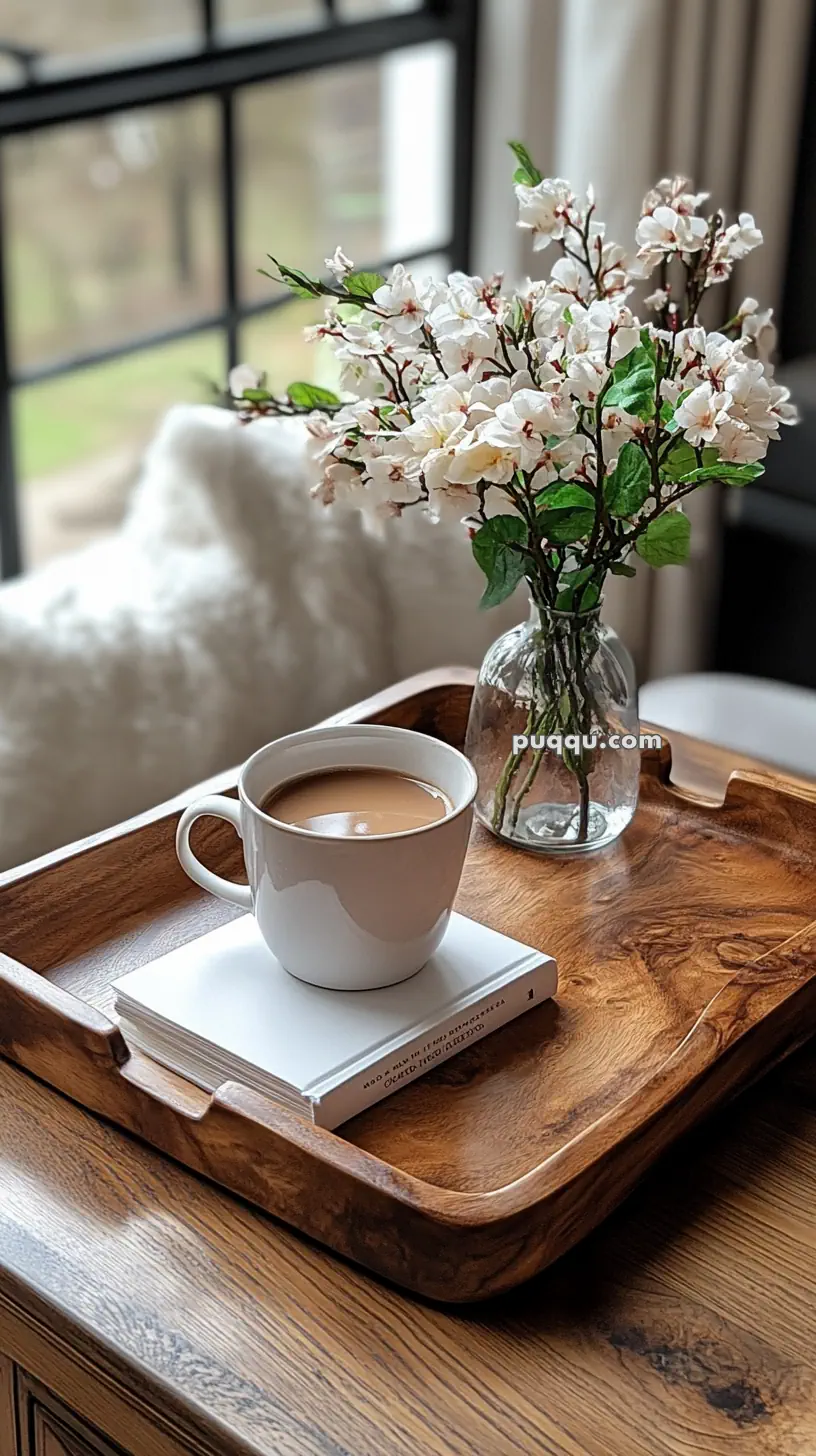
[578, 581, 601, 611]
[508, 140, 543, 186]
[604, 442, 651, 518]
[535, 483, 595, 512]
[538, 508, 595, 545]
[237, 388, 271, 403]
[345, 271, 386, 299]
[471, 515, 528, 608]
[557, 690, 572, 728]
[607, 345, 649, 385]
[559, 565, 594, 589]
[610, 561, 637, 578]
[554, 564, 593, 611]
[556, 575, 600, 611]
[635, 511, 691, 568]
[286, 382, 342, 409]
[604, 344, 655, 420]
[639, 326, 657, 361]
[262, 258, 323, 299]
[662, 387, 693, 432]
[661, 442, 714, 482]
[536, 482, 596, 544]
[678, 462, 765, 486]
[508, 297, 527, 335]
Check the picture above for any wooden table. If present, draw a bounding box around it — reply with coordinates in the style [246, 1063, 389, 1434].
[1, 731, 815, 1456]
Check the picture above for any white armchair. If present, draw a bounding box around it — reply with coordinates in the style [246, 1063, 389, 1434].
[0, 405, 519, 871]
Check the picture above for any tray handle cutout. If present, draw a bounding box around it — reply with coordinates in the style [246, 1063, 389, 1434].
[0, 950, 128, 1073]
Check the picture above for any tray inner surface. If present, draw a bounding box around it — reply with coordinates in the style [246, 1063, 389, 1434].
[10, 705, 816, 1198]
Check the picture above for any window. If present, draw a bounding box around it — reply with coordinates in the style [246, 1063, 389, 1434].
[0, 0, 478, 574]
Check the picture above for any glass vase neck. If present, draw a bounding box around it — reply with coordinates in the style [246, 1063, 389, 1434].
[528, 600, 602, 633]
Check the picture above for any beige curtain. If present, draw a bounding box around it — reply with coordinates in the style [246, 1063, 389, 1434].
[474, 0, 813, 681]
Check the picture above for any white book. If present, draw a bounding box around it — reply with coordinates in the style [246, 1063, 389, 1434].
[112, 913, 557, 1130]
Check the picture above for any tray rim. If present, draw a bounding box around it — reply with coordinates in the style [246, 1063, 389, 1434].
[2, 668, 816, 1298]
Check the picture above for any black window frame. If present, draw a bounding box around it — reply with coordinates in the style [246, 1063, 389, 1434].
[0, 0, 479, 577]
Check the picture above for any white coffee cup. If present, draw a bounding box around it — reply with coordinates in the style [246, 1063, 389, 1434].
[175, 724, 478, 991]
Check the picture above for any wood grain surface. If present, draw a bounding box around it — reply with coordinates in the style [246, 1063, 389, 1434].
[0, 671, 815, 1304]
[17, 1370, 130, 1456]
[1, 1352, 18, 1453]
[0, 1044, 815, 1456]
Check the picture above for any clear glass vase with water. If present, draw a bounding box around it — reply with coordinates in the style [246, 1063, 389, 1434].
[464, 602, 640, 854]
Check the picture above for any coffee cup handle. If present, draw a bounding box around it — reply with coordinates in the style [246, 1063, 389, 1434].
[175, 796, 253, 910]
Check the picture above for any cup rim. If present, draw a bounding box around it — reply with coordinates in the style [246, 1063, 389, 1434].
[237, 723, 478, 843]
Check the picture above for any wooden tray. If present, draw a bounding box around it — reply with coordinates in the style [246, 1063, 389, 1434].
[2, 670, 816, 1304]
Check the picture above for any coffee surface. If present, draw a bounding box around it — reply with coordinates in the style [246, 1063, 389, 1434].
[261, 767, 451, 837]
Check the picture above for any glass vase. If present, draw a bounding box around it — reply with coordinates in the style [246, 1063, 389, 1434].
[464, 601, 640, 854]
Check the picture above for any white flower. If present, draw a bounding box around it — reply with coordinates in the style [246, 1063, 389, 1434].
[674, 326, 706, 377]
[438, 321, 497, 376]
[342, 398, 390, 428]
[515, 177, 574, 249]
[311, 460, 363, 507]
[402, 383, 469, 454]
[737, 297, 759, 321]
[629, 247, 665, 280]
[480, 419, 543, 474]
[494, 385, 578, 439]
[330, 317, 380, 356]
[769, 383, 799, 428]
[705, 235, 734, 285]
[645, 288, 669, 311]
[564, 306, 591, 356]
[713, 419, 768, 464]
[602, 408, 643, 463]
[355, 428, 409, 465]
[372, 264, 426, 341]
[596, 239, 630, 296]
[446, 428, 519, 487]
[304, 413, 344, 478]
[423, 457, 480, 522]
[564, 352, 610, 407]
[741, 304, 777, 364]
[724, 361, 779, 435]
[465, 374, 516, 423]
[636, 205, 708, 255]
[659, 376, 685, 406]
[547, 254, 593, 302]
[551, 435, 596, 483]
[445, 270, 491, 295]
[723, 212, 763, 260]
[585, 299, 639, 362]
[642, 177, 709, 216]
[534, 295, 571, 339]
[229, 363, 262, 397]
[674, 382, 733, 445]
[338, 356, 390, 398]
[704, 331, 744, 388]
[329, 318, 391, 396]
[365, 448, 423, 504]
[530, 455, 559, 491]
[325, 246, 354, 281]
[292, 173, 796, 546]
[430, 281, 495, 341]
